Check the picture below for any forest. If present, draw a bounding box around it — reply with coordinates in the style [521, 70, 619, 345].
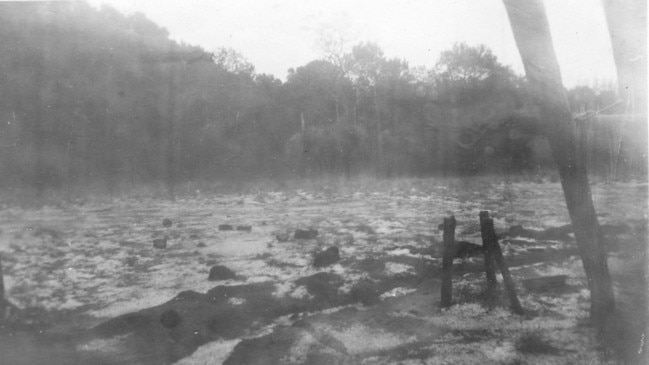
[0, 2, 644, 199]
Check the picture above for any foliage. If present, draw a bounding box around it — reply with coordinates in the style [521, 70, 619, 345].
[0, 3, 639, 195]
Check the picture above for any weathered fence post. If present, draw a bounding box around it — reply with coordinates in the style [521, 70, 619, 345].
[479, 211, 524, 315]
[441, 216, 456, 308]
[479, 211, 498, 292]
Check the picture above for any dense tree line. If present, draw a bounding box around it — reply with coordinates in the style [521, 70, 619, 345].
[0, 2, 643, 195]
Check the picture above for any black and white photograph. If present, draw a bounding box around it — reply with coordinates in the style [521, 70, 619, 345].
[0, 1, 646, 364]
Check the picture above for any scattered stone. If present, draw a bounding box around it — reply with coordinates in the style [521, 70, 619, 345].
[522, 275, 567, 292]
[509, 225, 526, 237]
[355, 224, 375, 234]
[219, 224, 234, 231]
[236, 225, 252, 232]
[294, 272, 344, 305]
[162, 218, 173, 228]
[275, 232, 290, 242]
[208, 265, 237, 281]
[153, 237, 167, 249]
[295, 228, 318, 240]
[197, 242, 206, 248]
[160, 309, 182, 329]
[454, 241, 484, 258]
[313, 246, 340, 268]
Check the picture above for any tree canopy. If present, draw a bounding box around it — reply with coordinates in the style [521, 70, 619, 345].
[0, 2, 642, 195]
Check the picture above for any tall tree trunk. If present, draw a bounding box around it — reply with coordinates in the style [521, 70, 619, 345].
[602, 2, 648, 362]
[601, 0, 647, 179]
[601, 0, 647, 115]
[501, 0, 615, 322]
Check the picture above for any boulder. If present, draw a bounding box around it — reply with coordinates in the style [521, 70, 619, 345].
[236, 225, 252, 232]
[153, 237, 167, 249]
[162, 218, 173, 228]
[208, 265, 237, 281]
[275, 232, 290, 242]
[454, 241, 484, 258]
[218, 224, 234, 231]
[313, 246, 340, 268]
[295, 228, 318, 240]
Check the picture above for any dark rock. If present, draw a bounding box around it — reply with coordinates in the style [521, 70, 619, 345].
[355, 224, 375, 234]
[295, 228, 318, 240]
[162, 218, 173, 228]
[153, 237, 167, 249]
[236, 225, 252, 232]
[208, 265, 237, 281]
[275, 232, 290, 242]
[454, 241, 484, 258]
[197, 242, 206, 248]
[313, 246, 340, 268]
[294, 272, 344, 306]
[160, 309, 182, 329]
[175, 290, 205, 301]
[219, 224, 234, 231]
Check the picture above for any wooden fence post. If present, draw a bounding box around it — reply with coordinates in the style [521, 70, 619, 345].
[479, 212, 524, 315]
[479, 211, 498, 292]
[441, 216, 456, 308]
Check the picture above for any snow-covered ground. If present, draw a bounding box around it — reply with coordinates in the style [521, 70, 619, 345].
[0, 177, 646, 364]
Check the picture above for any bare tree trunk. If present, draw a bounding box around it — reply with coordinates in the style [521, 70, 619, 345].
[501, 0, 615, 322]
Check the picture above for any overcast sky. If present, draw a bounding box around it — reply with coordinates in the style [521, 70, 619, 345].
[87, 0, 618, 87]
